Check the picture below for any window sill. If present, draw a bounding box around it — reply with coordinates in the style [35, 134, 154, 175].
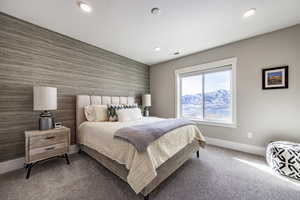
[188, 119, 237, 128]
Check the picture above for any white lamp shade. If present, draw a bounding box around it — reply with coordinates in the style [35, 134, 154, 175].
[142, 94, 151, 107]
[33, 86, 57, 111]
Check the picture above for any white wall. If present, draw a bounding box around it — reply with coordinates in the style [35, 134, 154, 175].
[150, 25, 300, 148]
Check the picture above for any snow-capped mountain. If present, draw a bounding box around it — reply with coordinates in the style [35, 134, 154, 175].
[181, 89, 232, 120]
[181, 89, 231, 106]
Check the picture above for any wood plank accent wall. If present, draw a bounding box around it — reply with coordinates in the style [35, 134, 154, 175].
[0, 13, 150, 162]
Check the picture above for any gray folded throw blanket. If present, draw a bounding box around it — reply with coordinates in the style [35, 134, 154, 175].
[114, 119, 196, 152]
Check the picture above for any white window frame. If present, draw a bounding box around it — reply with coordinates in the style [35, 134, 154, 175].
[175, 57, 237, 128]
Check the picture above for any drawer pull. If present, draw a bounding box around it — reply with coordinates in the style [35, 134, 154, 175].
[45, 136, 55, 140]
[45, 147, 55, 151]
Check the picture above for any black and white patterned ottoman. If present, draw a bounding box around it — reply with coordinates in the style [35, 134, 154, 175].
[266, 141, 300, 180]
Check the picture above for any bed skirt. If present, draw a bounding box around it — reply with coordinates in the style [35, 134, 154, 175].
[79, 140, 200, 197]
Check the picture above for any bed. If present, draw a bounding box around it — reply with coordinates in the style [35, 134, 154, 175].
[76, 95, 205, 199]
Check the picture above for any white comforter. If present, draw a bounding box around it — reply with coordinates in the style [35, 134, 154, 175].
[78, 117, 205, 193]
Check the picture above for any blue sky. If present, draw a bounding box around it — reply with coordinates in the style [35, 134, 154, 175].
[268, 72, 282, 78]
[182, 70, 231, 95]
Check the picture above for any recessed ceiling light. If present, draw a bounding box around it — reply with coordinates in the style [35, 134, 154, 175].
[78, 1, 92, 13]
[151, 7, 160, 15]
[243, 8, 256, 18]
[174, 51, 180, 55]
[154, 47, 161, 51]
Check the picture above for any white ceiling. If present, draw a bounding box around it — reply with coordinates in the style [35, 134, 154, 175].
[1, 0, 300, 65]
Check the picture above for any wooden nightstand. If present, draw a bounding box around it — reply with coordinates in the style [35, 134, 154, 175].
[25, 127, 70, 179]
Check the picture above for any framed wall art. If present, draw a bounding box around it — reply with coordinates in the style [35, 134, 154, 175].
[262, 66, 288, 90]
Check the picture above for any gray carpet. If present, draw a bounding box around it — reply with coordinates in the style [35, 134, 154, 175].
[1, 145, 300, 200]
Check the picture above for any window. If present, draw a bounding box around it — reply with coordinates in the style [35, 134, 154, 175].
[175, 58, 237, 128]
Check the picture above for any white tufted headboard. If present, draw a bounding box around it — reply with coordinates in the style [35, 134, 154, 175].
[76, 95, 136, 130]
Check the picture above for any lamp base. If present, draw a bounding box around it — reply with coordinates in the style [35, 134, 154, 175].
[144, 107, 150, 117]
[39, 111, 54, 130]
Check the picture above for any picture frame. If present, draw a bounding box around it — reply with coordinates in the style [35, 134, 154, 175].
[262, 66, 288, 90]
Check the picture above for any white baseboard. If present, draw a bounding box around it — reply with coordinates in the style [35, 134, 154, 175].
[0, 144, 79, 175]
[205, 137, 266, 156]
[0, 157, 25, 175]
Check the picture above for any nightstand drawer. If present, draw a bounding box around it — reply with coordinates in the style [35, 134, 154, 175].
[30, 131, 67, 149]
[29, 143, 67, 162]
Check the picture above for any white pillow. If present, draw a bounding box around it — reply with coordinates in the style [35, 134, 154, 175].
[116, 108, 142, 122]
[84, 105, 108, 122]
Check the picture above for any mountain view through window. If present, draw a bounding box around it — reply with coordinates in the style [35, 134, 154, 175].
[180, 69, 232, 123]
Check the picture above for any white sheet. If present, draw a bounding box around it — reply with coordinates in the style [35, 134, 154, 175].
[78, 117, 205, 193]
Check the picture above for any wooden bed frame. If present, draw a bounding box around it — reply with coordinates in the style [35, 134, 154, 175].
[76, 95, 200, 199]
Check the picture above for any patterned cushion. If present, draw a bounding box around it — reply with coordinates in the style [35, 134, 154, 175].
[266, 141, 300, 180]
[107, 105, 121, 121]
[123, 104, 138, 109]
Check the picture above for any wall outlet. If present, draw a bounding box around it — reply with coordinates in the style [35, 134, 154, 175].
[247, 132, 253, 139]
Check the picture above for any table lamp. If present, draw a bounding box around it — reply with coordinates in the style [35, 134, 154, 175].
[142, 94, 151, 117]
[33, 86, 57, 130]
